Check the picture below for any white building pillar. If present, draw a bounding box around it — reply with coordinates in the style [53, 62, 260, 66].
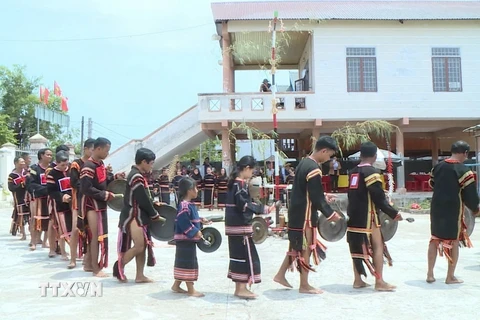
[0, 143, 17, 201]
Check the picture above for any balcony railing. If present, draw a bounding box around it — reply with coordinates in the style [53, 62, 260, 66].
[198, 92, 315, 122]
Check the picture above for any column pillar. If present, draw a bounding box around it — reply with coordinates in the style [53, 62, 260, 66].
[222, 22, 234, 93]
[66, 142, 76, 162]
[431, 133, 439, 166]
[221, 127, 232, 175]
[396, 128, 405, 190]
[29, 133, 48, 151]
[0, 143, 16, 201]
[311, 119, 322, 152]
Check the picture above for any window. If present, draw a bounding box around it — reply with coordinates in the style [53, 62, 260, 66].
[431, 48, 462, 92]
[281, 139, 296, 152]
[346, 47, 377, 92]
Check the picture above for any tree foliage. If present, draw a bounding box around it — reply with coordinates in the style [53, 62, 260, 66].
[180, 138, 222, 162]
[0, 65, 64, 147]
[0, 114, 16, 145]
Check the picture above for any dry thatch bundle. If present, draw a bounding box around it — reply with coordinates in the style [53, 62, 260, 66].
[167, 155, 180, 181]
[311, 120, 397, 156]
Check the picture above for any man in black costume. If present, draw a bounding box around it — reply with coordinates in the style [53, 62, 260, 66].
[427, 140, 479, 284]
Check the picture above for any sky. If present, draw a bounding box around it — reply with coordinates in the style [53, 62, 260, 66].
[0, 0, 292, 150]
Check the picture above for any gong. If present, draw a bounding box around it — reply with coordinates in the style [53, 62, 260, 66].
[464, 206, 476, 237]
[379, 210, 398, 242]
[317, 201, 348, 242]
[252, 217, 268, 244]
[197, 227, 222, 253]
[149, 204, 176, 241]
[106, 179, 127, 212]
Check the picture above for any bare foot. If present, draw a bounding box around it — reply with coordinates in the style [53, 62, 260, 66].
[67, 262, 76, 269]
[20, 236, 26, 241]
[426, 275, 436, 283]
[48, 252, 56, 258]
[188, 290, 205, 297]
[234, 292, 258, 300]
[61, 255, 69, 261]
[135, 276, 154, 283]
[42, 244, 49, 248]
[234, 290, 258, 299]
[375, 281, 396, 292]
[171, 285, 187, 294]
[37, 240, 43, 245]
[83, 267, 93, 272]
[273, 275, 293, 288]
[445, 277, 463, 284]
[299, 285, 323, 294]
[93, 271, 108, 278]
[353, 280, 371, 289]
[29, 244, 36, 251]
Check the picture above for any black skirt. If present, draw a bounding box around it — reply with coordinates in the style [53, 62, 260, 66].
[193, 191, 202, 206]
[174, 241, 198, 281]
[217, 191, 227, 207]
[227, 235, 261, 284]
[346, 231, 392, 279]
[160, 193, 171, 205]
[203, 187, 214, 207]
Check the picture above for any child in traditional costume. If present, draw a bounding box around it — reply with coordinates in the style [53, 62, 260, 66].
[171, 177, 210, 297]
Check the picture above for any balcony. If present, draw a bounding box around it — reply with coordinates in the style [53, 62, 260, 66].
[198, 92, 316, 123]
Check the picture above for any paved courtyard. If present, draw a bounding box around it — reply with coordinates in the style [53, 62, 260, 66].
[0, 207, 479, 320]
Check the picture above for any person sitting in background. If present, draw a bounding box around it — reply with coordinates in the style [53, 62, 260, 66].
[260, 79, 271, 92]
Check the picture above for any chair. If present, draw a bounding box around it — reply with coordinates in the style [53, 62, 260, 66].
[421, 181, 431, 191]
[406, 181, 418, 191]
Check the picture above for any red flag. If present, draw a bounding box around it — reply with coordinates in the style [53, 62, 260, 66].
[39, 86, 44, 101]
[61, 96, 69, 112]
[43, 88, 49, 104]
[54, 81, 62, 96]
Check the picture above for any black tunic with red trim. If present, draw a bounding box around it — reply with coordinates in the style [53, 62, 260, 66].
[8, 171, 29, 228]
[69, 158, 85, 211]
[203, 173, 216, 207]
[47, 167, 73, 238]
[157, 174, 171, 204]
[117, 166, 159, 269]
[79, 158, 114, 269]
[288, 157, 334, 251]
[27, 163, 50, 231]
[79, 158, 114, 213]
[346, 164, 398, 278]
[216, 175, 228, 207]
[429, 159, 479, 240]
[190, 173, 203, 205]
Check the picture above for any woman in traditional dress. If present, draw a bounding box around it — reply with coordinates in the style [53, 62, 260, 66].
[216, 168, 228, 209]
[225, 156, 276, 299]
[190, 168, 203, 208]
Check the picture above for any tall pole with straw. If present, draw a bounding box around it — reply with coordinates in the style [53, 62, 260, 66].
[270, 11, 281, 225]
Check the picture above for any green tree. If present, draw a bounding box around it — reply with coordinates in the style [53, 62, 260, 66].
[180, 138, 222, 162]
[0, 114, 16, 145]
[0, 65, 63, 147]
[48, 128, 82, 155]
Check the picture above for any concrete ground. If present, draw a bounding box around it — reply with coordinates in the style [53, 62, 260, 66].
[0, 207, 479, 320]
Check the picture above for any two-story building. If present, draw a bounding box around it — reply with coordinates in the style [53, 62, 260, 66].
[106, 0, 480, 189]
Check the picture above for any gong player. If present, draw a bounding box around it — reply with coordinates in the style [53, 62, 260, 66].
[113, 147, 165, 283]
[346, 141, 402, 292]
[426, 140, 479, 284]
[80, 137, 124, 277]
[274, 135, 341, 294]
